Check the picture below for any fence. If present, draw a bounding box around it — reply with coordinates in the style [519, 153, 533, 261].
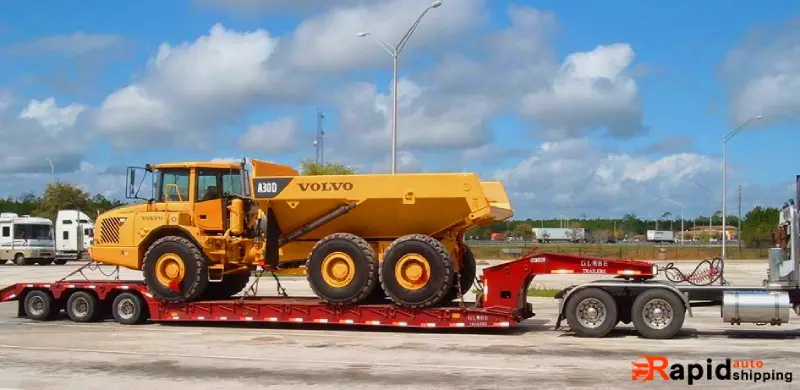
[466, 241, 768, 261]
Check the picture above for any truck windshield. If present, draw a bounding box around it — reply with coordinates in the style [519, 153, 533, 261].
[14, 224, 53, 240]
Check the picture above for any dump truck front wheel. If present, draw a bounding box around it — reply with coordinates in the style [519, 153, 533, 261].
[306, 233, 379, 305]
[379, 234, 454, 308]
[142, 236, 209, 303]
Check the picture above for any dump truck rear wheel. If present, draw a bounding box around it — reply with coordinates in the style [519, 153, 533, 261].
[379, 234, 454, 308]
[201, 271, 251, 300]
[306, 233, 379, 305]
[142, 236, 209, 303]
[443, 246, 477, 302]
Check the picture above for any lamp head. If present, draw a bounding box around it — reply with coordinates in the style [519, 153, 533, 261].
[357, 32, 369, 37]
[431, 1, 443, 8]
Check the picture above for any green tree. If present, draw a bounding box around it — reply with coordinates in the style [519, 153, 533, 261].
[513, 223, 533, 240]
[299, 159, 357, 175]
[741, 206, 779, 247]
[34, 182, 92, 222]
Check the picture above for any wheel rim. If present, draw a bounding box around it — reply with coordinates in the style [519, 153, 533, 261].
[118, 298, 135, 320]
[28, 296, 45, 316]
[154, 253, 186, 287]
[576, 298, 606, 328]
[71, 297, 90, 318]
[641, 298, 673, 329]
[395, 254, 431, 291]
[320, 251, 356, 288]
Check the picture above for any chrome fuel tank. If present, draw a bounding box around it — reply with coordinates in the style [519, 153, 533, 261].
[722, 291, 791, 325]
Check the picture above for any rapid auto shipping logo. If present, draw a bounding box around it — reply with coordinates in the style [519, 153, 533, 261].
[632, 354, 793, 385]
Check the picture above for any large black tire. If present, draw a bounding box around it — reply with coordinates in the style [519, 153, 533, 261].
[142, 236, 209, 303]
[14, 254, 32, 266]
[442, 246, 477, 302]
[630, 289, 686, 339]
[564, 287, 618, 338]
[54, 258, 68, 265]
[200, 271, 251, 300]
[23, 290, 58, 321]
[306, 233, 379, 305]
[0, 259, 7, 265]
[66, 291, 103, 322]
[379, 234, 455, 308]
[112, 292, 148, 325]
[37, 258, 54, 266]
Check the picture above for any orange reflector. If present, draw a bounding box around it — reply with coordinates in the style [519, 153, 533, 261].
[551, 269, 574, 274]
[617, 270, 642, 275]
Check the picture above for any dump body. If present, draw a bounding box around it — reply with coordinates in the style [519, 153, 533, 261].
[251, 171, 512, 242]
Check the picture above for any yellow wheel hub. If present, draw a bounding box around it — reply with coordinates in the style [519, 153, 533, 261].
[321, 252, 355, 288]
[395, 253, 431, 290]
[154, 253, 186, 287]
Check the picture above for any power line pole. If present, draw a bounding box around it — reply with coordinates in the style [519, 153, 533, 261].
[738, 184, 742, 251]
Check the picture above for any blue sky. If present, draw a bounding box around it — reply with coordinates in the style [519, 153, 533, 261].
[1, 0, 799, 221]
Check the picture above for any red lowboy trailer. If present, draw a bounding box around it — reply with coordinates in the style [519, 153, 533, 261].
[0, 250, 665, 335]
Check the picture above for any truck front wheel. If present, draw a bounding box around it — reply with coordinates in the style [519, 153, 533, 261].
[142, 236, 209, 303]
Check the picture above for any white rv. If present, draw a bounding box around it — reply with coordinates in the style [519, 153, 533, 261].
[55, 209, 94, 262]
[0, 212, 56, 265]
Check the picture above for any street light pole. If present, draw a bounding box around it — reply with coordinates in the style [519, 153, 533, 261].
[357, 0, 443, 174]
[45, 157, 54, 186]
[722, 115, 763, 259]
[661, 197, 684, 246]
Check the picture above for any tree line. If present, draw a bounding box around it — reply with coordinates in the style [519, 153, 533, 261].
[466, 206, 780, 248]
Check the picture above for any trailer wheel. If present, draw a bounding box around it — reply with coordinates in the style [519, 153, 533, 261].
[443, 246, 477, 302]
[14, 254, 32, 266]
[564, 287, 618, 338]
[306, 233, 379, 305]
[66, 291, 102, 322]
[379, 234, 454, 308]
[54, 258, 68, 265]
[112, 292, 147, 325]
[201, 271, 251, 300]
[23, 290, 58, 321]
[142, 236, 209, 303]
[37, 258, 54, 266]
[631, 289, 685, 339]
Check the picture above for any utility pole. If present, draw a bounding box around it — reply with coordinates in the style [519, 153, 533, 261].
[738, 185, 742, 251]
[314, 108, 325, 165]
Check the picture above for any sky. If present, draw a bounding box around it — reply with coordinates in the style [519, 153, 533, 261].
[1, 0, 800, 221]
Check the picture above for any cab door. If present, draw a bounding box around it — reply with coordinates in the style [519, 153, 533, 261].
[194, 169, 224, 232]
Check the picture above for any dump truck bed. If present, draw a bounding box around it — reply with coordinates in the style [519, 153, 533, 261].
[250, 172, 513, 240]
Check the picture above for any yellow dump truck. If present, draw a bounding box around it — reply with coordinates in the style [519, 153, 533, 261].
[89, 158, 513, 308]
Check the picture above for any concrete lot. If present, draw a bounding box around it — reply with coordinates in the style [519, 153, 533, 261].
[0, 259, 797, 389]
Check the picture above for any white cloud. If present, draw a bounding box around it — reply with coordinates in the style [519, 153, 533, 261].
[0, 95, 89, 174]
[93, 23, 305, 148]
[519, 43, 646, 139]
[281, 0, 485, 73]
[1, 32, 128, 57]
[494, 138, 727, 218]
[238, 116, 299, 153]
[19, 97, 86, 130]
[369, 150, 424, 173]
[721, 20, 800, 126]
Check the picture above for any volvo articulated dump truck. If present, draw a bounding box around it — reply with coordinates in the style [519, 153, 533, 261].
[87, 158, 513, 308]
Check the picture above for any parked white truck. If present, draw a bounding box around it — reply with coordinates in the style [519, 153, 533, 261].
[646, 229, 675, 243]
[54, 209, 94, 262]
[532, 227, 592, 243]
[0, 213, 56, 265]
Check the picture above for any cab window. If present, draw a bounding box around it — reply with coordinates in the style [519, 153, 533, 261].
[197, 170, 221, 201]
[222, 171, 243, 196]
[158, 169, 190, 202]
